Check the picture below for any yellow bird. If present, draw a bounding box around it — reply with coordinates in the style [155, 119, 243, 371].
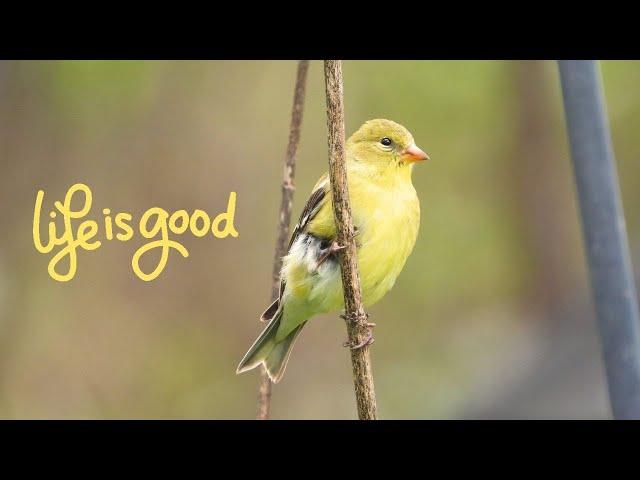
[237, 119, 428, 382]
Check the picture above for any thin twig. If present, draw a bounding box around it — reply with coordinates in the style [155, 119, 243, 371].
[323, 60, 378, 420]
[256, 60, 309, 420]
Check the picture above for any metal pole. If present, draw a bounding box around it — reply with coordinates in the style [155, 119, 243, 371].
[558, 60, 640, 419]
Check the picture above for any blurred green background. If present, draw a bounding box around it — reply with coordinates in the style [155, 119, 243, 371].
[1, 60, 638, 419]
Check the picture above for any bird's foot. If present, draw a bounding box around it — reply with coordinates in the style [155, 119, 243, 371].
[343, 330, 375, 350]
[340, 312, 374, 327]
[341, 312, 375, 349]
[316, 240, 347, 267]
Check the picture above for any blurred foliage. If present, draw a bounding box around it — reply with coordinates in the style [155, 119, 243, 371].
[0, 60, 638, 418]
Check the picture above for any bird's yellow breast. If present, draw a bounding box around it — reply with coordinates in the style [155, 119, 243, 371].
[301, 162, 420, 311]
[349, 166, 420, 307]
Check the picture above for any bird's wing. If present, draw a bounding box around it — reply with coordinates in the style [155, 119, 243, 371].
[260, 174, 331, 322]
[287, 174, 330, 251]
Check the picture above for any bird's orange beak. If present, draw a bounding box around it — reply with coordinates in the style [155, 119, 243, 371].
[402, 143, 430, 163]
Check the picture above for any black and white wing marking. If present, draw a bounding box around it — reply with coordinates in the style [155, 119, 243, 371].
[260, 180, 328, 322]
[287, 186, 327, 251]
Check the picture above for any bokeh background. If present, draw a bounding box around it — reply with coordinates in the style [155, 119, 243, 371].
[1, 60, 639, 419]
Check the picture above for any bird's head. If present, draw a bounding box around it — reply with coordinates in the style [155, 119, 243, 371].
[346, 119, 429, 168]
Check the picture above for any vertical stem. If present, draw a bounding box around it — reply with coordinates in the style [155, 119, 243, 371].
[324, 60, 378, 420]
[255, 367, 273, 420]
[256, 60, 309, 420]
[558, 60, 640, 419]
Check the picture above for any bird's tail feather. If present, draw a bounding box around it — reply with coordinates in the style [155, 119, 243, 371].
[236, 310, 305, 383]
[264, 324, 304, 383]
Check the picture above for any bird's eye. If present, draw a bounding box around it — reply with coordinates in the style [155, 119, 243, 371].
[380, 137, 392, 146]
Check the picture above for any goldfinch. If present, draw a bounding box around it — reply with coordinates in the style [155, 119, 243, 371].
[237, 119, 428, 382]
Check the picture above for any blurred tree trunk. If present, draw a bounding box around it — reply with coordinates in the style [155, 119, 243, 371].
[0, 61, 7, 171]
[0, 61, 18, 415]
[510, 60, 576, 318]
[0, 62, 54, 416]
[0, 61, 11, 414]
[0, 64, 5, 94]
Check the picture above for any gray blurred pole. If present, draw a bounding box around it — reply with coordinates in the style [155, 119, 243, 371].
[558, 60, 640, 419]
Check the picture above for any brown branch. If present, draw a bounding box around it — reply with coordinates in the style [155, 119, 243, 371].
[323, 60, 378, 420]
[256, 60, 309, 420]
